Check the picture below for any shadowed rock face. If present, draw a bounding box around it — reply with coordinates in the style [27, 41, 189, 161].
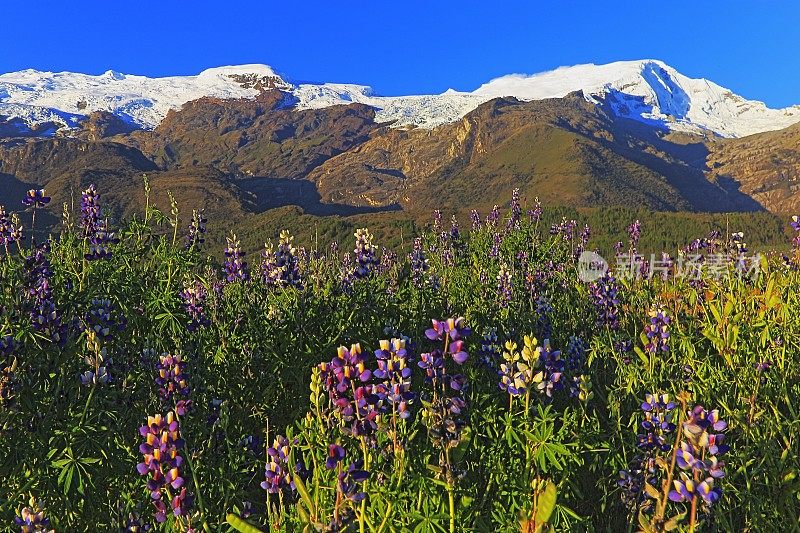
[0, 87, 797, 240]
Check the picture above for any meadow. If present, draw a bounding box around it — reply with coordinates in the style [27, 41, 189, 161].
[1, 184, 799, 532]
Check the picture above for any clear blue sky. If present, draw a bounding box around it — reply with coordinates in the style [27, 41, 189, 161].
[2, 0, 798, 107]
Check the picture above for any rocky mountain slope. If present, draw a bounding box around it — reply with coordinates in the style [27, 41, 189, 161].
[1, 60, 799, 242]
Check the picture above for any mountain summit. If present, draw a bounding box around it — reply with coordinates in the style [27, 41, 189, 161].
[1, 60, 798, 138]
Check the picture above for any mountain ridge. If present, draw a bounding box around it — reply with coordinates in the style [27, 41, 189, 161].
[2, 60, 799, 138]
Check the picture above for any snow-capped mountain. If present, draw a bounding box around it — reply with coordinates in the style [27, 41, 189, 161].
[1, 60, 799, 138]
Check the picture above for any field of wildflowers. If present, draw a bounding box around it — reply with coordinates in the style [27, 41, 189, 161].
[1, 182, 799, 532]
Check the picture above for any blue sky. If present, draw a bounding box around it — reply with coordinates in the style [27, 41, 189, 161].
[2, 0, 799, 107]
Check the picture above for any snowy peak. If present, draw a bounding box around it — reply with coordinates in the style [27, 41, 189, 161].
[473, 59, 800, 137]
[0, 64, 291, 130]
[0, 60, 798, 138]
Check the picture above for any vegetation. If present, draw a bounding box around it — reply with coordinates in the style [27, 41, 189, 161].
[1, 184, 799, 532]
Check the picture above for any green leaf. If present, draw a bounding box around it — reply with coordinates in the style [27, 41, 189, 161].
[293, 475, 316, 516]
[534, 481, 557, 525]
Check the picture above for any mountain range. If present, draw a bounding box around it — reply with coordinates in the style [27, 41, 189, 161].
[1, 59, 799, 245]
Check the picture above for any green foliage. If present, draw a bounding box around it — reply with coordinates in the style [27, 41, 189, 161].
[1, 189, 799, 532]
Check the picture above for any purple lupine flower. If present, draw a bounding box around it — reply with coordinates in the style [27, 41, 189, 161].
[535, 296, 553, 340]
[755, 360, 772, 383]
[409, 237, 428, 288]
[14, 499, 52, 532]
[627, 220, 641, 253]
[565, 336, 587, 372]
[637, 394, 676, 452]
[528, 197, 542, 223]
[261, 230, 302, 289]
[534, 339, 564, 399]
[478, 327, 500, 370]
[486, 205, 500, 227]
[338, 459, 370, 503]
[0, 205, 17, 251]
[489, 232, 502, 259]
[83, 298, 126, 342]
[261, 435, 295, 493]
[352, 228, 378, 279]
[80, 185, 118, 260]
[136, 412, 189, 523]
[22, 189, 50, 209]
[185, 209, 207, 250]
[155, 353, 192, 415]
[507, 188, 522, 230]
[223, 233, 249, 282]
[618, 456, 658, 512]
[325, 444, 346, 470]
[374, 339, 415, 419]
[644, 307, 670, 354]
[80, 184, 101, 235]
[470, 209, 481, 230]
[496, 263, 513, 308]
[432, 210, 443, 232]
[425, 317, 471, 344]
[668, 473, 721, 505]
[181, 281, 210, 332]
[590, 273, 620, 330]
[23, 243, 66, 345]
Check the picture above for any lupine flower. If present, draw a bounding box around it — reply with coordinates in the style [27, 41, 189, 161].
[24, 244, 66, 344]
[668, 472, 721, 504]
[353, 228, 378, 279]
[409, 237, 428, 288]
[486, 205, 500, 227]
[22, 189, 50, 209]
[261, 435, 295, 493]
[424, 317, 471, 344]
[326, 444, 346, 470]
[637, 394, 676, 452]
[80, 185, 118, 260]
[83, 298, 126, 342]
[180, 281, 210, 332]
[223, 233, 249, 282]
[185, 209, 207, 250]
[432, 210, 443, 232]
[529, 197, 542, 223]
[507, 188, 522, 230]
[15, 498, 53, 532]
[338, 460, 370, 503]
[730, 231, 747, 254]
[470, 209, 481, 230]
[155, 353, 192, 415]
[374, 339, 415, 419]
[627, 220, 641, 253]
[755, 360, 772, 383]
[498, 337, 537, 396]
[318, 345, 382, 439]
[136, 412, 189, 523]
[618, 456, 657, 512]
[590, 274, 620, 330]
[564, 336, 587, 371]
[644, 307, 670, 354]
[81, 185, 101, 235]
[80, 329, 111, 386]
[496, 263, 513, 308]
[478, 327, 500, 370]
[535, 296, 553, 340]
[261, 230, 302, 289]
[0, 205, 19, 250]
[489, 232, 502, 259]
[533, 339, 564, 398]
